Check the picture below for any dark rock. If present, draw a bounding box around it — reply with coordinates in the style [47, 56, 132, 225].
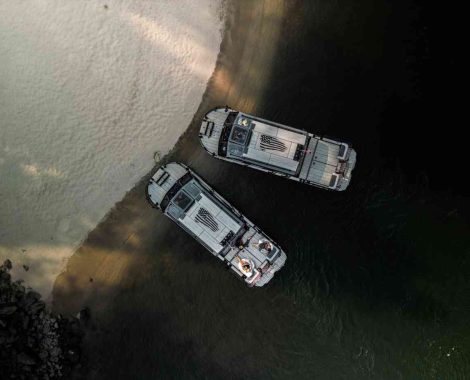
[0, 271, 11, 282]
[0, 264, 86, 378]
[66, 349, 80, 364]
[17, 352, 36, 365]
[78, 307, 91, 326]
[22, 265, 29, 272]
[0, 304, 17, 315]
[3, 259, 12, 270]
[39, 350, 48, 360]
[26, 291, 41, 301]
[50, 347, 61, 358]
[28, 300, 45, 315]
[20, 291, 42, 309]
[14, 284, 26, 298]
[22, 315, 30, 329]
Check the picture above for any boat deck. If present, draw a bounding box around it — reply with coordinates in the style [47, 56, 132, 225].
[223, 225, 285, 286]
[178, 192, 242, 254]
[299, 139, 341, 187]
[199, 111, 227, 154]
[147, 164, 187, 207]
[242, 119, 306, 173]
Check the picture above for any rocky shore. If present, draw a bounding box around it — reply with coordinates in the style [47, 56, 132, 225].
[0, 260, 85, 379]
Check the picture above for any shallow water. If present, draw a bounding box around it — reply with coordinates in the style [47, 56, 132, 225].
[0, 0, 224, 296]
[53, 1, 469, 379]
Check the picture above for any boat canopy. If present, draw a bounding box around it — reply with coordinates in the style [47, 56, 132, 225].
[226, 114, 308, 174]
[148, 163, 244, 254]
[166, 178, 244, 253]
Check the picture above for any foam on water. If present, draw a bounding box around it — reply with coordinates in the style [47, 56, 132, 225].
[0, 0, 224, 297]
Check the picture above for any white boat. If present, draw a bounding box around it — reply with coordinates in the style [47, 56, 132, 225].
[146, 162, 287, 287]
[199, 107, 357, 190]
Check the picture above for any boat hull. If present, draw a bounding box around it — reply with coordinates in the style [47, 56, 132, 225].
[147, 162, 287, 287]
[199, 107, 357, 191]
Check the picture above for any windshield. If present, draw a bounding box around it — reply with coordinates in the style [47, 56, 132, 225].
[172, 190, 193, 211]
[230, 126, 249, 144]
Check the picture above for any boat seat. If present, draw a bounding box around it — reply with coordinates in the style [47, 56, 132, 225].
[338, 143, 349, 161]
[328, 173, 339, 189]
[259, 260, 270, 273]
[155, 171, 170, 186]
[335, 161, 346, 174]
[201, 120, 215, 138]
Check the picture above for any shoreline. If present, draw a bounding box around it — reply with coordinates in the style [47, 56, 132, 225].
[52, 0, 285, 314]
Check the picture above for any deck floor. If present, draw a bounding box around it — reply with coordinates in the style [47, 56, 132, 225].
[299, 138, 340, 186]
[200, 112, 227, 153]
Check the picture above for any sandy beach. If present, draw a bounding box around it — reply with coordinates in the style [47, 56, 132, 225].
[0, 0, 224, 297]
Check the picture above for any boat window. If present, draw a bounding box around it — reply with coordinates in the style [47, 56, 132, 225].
[179, 172, 193, 186]
[230, 126, 249, 145]
[228, 144, 244, 156]
[160, 195, 170, 212]
[183, 181, 201, 198]
[224, 111, 238, 126]
[166, 203, 184, 219]
[239, 117, 250, 127]
[267, 246, 280, 262]
[172, 190, 193, 211]
[218, 112, 239, 157]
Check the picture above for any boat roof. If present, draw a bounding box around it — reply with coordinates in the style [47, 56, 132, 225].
[166, 180, 244, 253]
[147, 163, 244, 254]
[226, 114, 308, 174]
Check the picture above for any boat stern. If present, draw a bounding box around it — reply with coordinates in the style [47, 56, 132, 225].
[229, 228, 287, 287]
[335, 144, 357, 191]
[253, 248, 287, 287]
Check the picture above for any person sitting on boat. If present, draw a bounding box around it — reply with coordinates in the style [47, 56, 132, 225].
[236, 256, 252, 273]
[241, 260, 251, 272]
[236, 236, 246, 250]
[254, 240, 272, 253]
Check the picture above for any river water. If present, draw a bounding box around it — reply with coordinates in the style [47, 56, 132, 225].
[52, 1, 469, 379]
